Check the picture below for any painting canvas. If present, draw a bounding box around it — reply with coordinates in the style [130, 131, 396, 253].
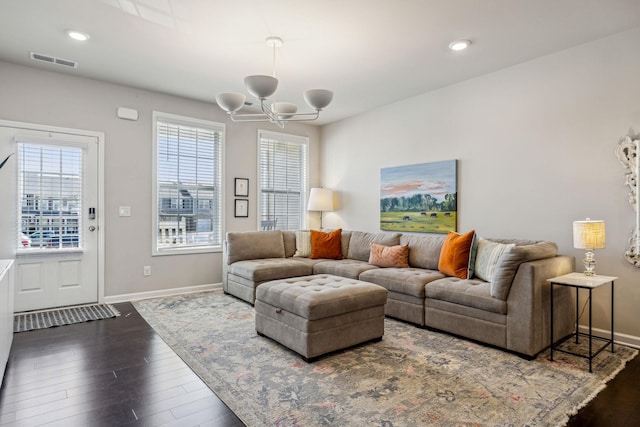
[380, 160, 457, 233]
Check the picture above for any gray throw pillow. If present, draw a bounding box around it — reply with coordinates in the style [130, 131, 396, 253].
[491, 241, 558, 300]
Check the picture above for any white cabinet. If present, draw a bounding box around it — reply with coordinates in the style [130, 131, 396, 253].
[0, 259, 14, 382]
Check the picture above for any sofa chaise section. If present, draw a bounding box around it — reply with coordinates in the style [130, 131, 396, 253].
[421, 243, 575, 357]
[223, 230, 312, 304]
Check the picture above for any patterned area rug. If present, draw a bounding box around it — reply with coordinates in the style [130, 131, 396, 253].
[133, 291, 637, 426]
[14, 304, 120, 333]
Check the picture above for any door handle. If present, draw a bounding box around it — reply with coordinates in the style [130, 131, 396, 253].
[88, 226, 96, 232]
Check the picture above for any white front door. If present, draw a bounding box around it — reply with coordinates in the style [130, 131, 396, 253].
[0, 123, 102, 312]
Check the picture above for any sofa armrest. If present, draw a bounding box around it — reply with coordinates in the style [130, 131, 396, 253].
[506, 255, 575, 356]
[222, 239, 229, 292]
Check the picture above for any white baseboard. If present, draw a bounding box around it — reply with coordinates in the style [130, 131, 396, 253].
[104, 283, 222, 304]
[577, 325, 640, 349]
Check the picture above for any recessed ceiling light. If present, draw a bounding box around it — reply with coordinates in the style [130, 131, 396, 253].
[66, 30, 90, 41]
[448, 40, 470, 51]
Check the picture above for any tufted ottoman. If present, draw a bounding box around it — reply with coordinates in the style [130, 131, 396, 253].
[255, 274, 388, 361]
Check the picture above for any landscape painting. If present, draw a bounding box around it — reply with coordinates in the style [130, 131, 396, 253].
[380, 160, 457, 233]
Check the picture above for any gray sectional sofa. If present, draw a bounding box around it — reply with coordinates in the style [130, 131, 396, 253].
[222, 229, 575, 357]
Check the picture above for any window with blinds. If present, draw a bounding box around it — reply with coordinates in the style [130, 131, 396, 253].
[258, 131, 308, 231]
[153, 112, 224, 254]
[17, 143, 82, 250]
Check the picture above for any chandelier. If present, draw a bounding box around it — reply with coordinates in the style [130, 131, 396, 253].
[215, 37, 333, 128]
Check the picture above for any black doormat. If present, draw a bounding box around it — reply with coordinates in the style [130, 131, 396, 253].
[14, 304, 120, 333]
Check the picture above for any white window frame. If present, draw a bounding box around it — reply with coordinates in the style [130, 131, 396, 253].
[257, 130, 309, 231]
[152, 112, 225, 256]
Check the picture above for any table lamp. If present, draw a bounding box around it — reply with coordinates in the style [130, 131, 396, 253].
[573, 218, 606, 276]
[307, 188, 334, 229]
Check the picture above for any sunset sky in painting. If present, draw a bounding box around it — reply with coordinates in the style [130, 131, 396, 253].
[380, 160, 457, 201]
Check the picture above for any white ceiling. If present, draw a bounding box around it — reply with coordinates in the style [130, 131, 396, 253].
[1, 0, 640, 125]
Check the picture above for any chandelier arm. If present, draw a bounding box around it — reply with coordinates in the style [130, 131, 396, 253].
[271, 112, 320, 122]
[229, 110, 320, 122]
[229, 113, 271, 120]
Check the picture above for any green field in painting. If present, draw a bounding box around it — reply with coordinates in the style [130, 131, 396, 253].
[380, 211, 456, 233]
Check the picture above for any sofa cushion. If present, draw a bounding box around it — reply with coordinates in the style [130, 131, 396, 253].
[491, 241, 558, 300]
[226, 231, 284, 264]
[474, 239, 515, 282]
[255, 274, 388, 320]
[359, 267, 446, 298]
[312, 259, 379, 279]
[340, 231, 352, 259]
[293, 230, 312, 257]
[227, 258, 312, 282]
[425, 277, 507, 315]
[437, 230, 476, 279]
[283, 231, 297, 258]
[348, 231, 401, 262]
[368, 243, 409, 268]
[311, 229, 343, 259]
[399, 234, 445, 270]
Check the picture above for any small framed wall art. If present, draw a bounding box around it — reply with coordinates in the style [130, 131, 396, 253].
[235, 199, 249, 217]
[235, 178, 249, 197]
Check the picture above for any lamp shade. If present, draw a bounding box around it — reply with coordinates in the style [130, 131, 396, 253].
[304, 89, 334, 110]
[573, 219, 606, 250]
[244, 75, 278, 99]
[272, 102, 298, 119]
[215, 92, 246, 113]
[307, 188, 334, 212]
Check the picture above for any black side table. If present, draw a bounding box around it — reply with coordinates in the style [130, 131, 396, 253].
[548, 272, 617, 372]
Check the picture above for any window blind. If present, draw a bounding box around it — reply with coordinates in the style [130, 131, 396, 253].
[258, 131, 308, 231]
[17, 143, 82, 249]
[155, 116, 223, 252]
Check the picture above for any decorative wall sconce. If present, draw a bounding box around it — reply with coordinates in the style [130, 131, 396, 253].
[616, 135, 640, 268]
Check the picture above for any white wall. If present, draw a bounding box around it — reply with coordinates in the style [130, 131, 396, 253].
[321, 28, 640, 342]
[0, 61, 321, 298]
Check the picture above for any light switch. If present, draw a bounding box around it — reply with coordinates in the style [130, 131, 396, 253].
[119, 206, 131, 217]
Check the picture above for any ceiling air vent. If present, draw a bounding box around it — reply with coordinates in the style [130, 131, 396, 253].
[30, 52, 78, 69]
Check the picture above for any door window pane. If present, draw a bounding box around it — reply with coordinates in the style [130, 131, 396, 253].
[17, 144, 82, 249]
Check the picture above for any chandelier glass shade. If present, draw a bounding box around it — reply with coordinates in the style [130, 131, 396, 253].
[215, 37, 333, 127]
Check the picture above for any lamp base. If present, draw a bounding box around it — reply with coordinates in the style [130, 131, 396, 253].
[583, 250, 596, 276]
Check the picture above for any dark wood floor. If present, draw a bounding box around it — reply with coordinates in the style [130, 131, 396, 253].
[0, 302, 638, 427]
[0, 302, 244, 427]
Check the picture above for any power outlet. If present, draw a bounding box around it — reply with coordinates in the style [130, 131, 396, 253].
[143, 265, 151, 276]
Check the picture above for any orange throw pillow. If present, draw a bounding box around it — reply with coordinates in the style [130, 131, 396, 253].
[369, 243, 409, 268]
[311, 229, 343, 259]
[438, 230, 476, 279]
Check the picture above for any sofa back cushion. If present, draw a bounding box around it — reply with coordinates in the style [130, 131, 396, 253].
[226, 230, 285, 264]
[400, 234, 445, 270]
[348, 231, 401, 262]
[340, 231, 352, 259]
[283, 230, 297, 257]
[491, 241, 558, 300]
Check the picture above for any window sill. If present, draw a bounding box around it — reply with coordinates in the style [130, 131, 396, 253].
[152, 245, 222, 257]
